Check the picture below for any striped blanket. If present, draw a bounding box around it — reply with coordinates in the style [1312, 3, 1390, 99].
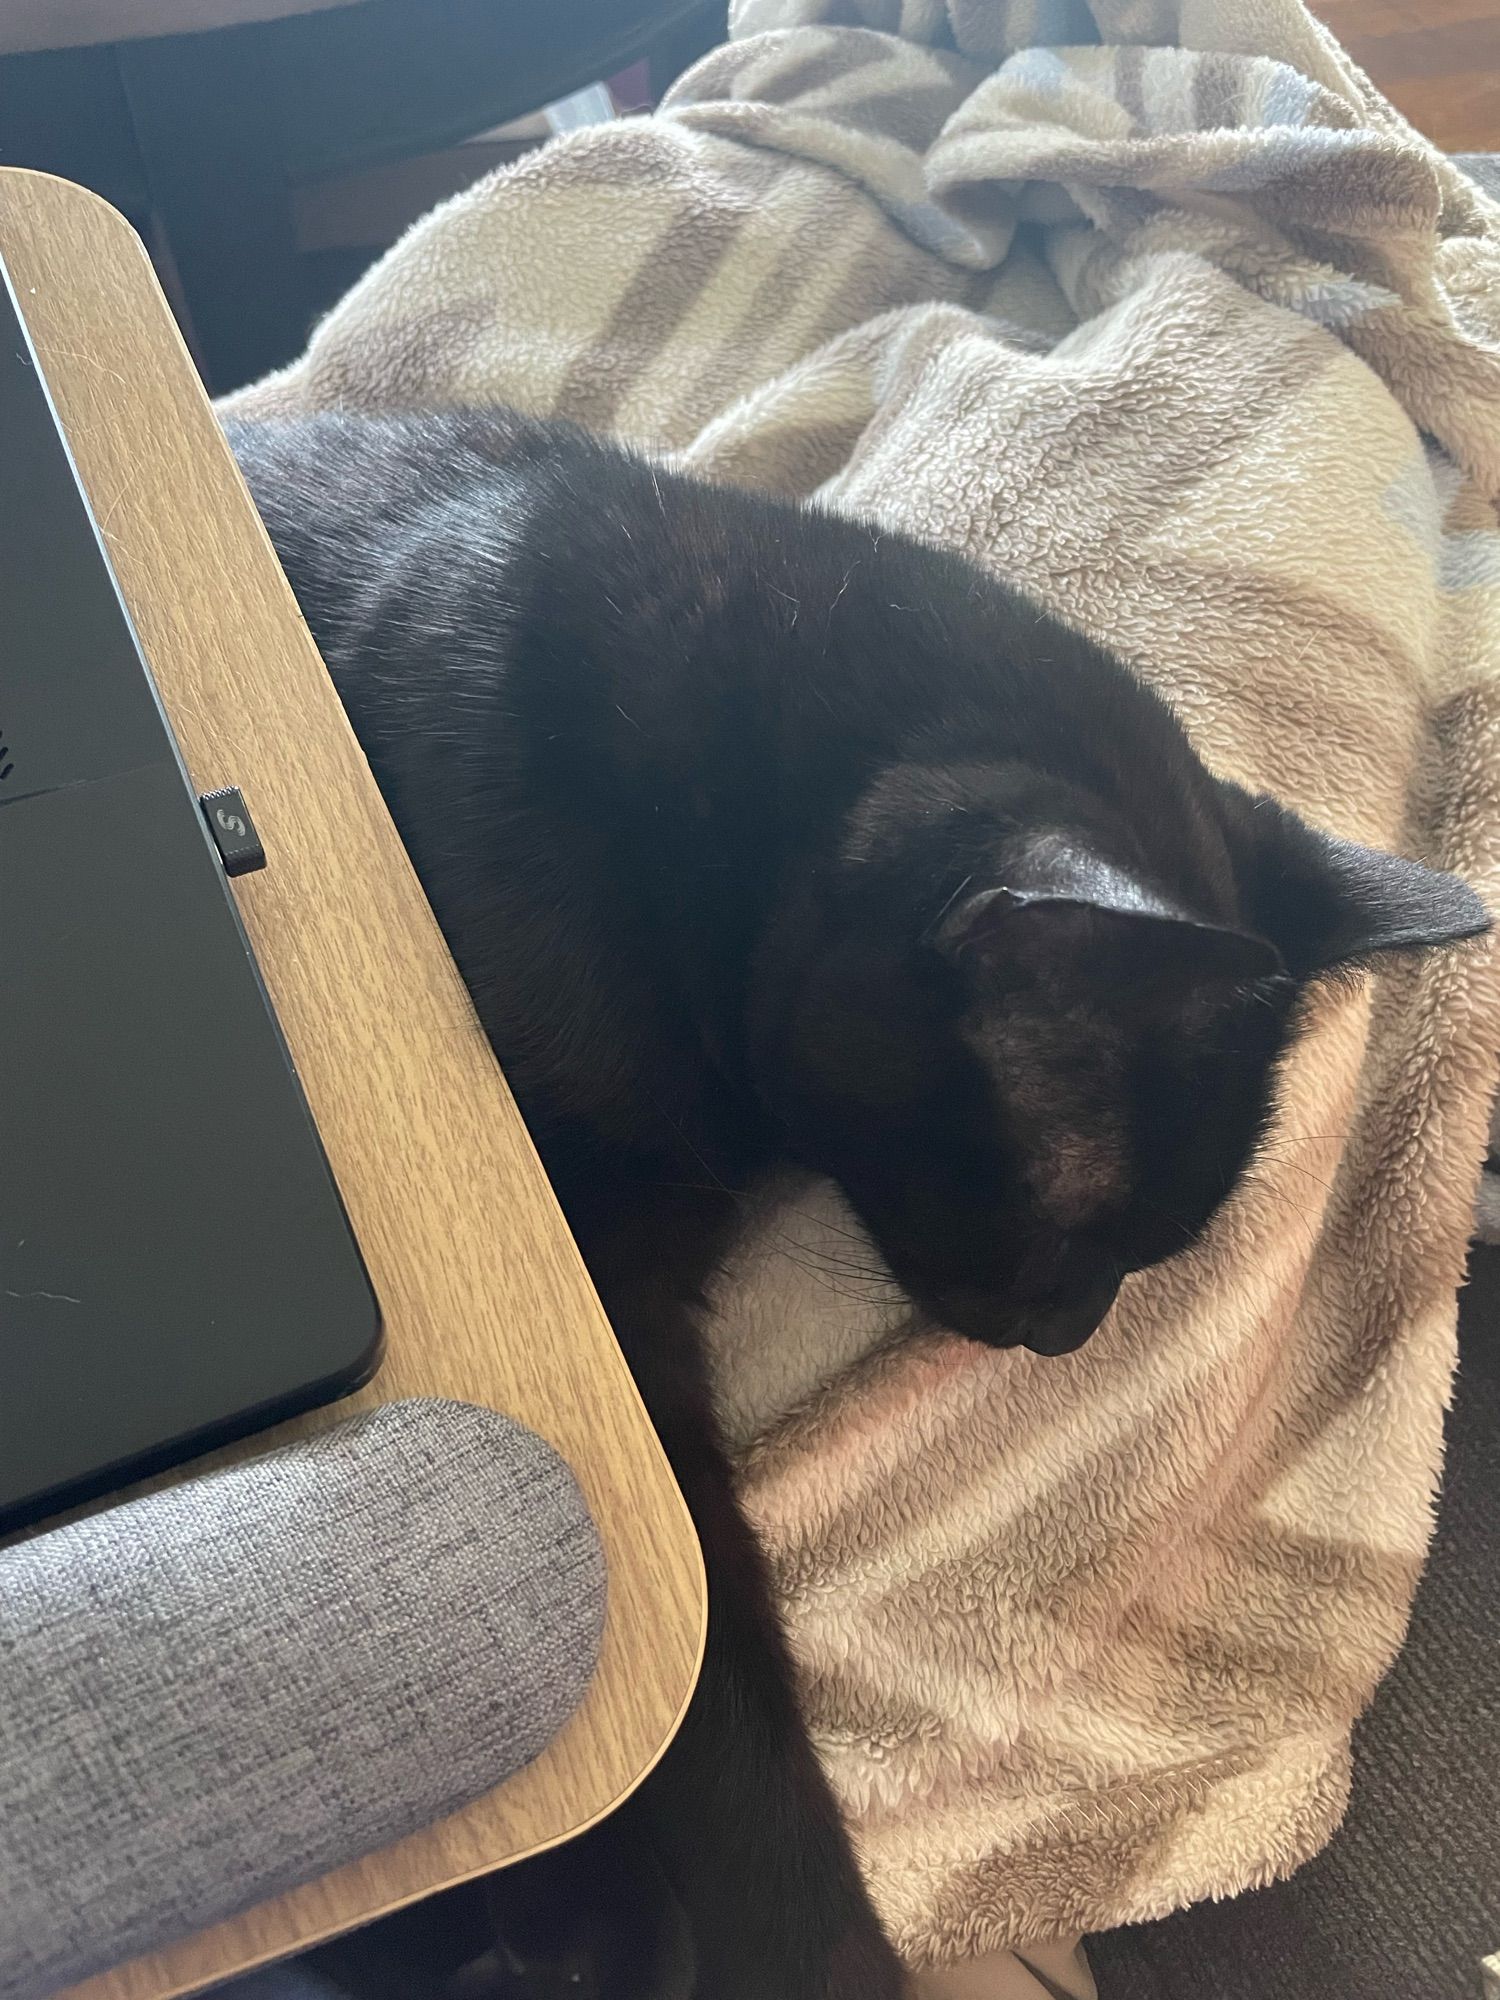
[225, 0, 1500, 1967]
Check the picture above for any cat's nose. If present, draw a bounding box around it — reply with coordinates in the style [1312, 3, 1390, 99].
[1017, 1248, 1123, 1354]
[935, 1257, 1122, 1354]
[1014, 1280, 1121, 1355]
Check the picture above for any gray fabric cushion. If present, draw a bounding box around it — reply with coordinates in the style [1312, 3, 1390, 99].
[0, 1398, 607, 2000]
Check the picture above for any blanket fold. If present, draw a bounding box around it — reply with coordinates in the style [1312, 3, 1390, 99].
[225, 0, 1500, 1963]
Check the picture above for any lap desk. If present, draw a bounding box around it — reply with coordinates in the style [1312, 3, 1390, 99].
[0, 168, 703, 2000]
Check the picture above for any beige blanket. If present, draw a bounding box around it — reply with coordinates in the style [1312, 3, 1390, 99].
[225, 0, 1500, 1967]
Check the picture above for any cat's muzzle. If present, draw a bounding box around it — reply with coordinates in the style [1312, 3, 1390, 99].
[938, 1255, 1124, 1356]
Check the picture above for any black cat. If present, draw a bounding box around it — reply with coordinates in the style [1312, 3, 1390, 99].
[226, 407, 1487, 2000]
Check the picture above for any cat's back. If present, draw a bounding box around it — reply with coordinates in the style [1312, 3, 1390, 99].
[225, 406, 620, 634]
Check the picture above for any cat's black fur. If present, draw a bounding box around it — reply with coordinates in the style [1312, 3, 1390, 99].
[226, 407, 1487, 2000]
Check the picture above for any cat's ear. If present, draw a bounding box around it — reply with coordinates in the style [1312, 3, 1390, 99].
[936, 833, 1283, 987]
[1250, 799, 1490, 978]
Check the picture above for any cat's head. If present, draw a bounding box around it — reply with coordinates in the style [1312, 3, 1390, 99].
[748, 723, 1487, 1357]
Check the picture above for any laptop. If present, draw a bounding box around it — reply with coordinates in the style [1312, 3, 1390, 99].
[0, 257, 380, 1531]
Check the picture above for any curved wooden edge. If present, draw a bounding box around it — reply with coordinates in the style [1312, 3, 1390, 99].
[0, 169, 705, 2000]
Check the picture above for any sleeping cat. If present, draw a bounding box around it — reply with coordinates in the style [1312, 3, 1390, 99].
[226, 407, 1486, 2000]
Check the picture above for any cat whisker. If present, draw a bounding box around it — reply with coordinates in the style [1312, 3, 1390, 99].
[1240, 1165, 1326, 1225]
[923, 872, 974, 942]
[647, 1099, 735, 1195]
[767, 1233, 906, 1304]
[772, 1237, 902, 1286]
[779, 1204, 882, 1250]
[788, 1271, 907, 1309]
[793, 1251, 903, 1288]
[762, 1205, 901, 1274]
[828, 564, 858, 617]
[1157, 1210, 1199, 1248]
[657, 1180, 747, 1197]
[1257, 1157, 1339, 1198]
[1248, 1144, 1344, 1184]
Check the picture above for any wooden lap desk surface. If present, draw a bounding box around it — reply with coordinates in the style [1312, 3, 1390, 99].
[0, 168, 705, 2000]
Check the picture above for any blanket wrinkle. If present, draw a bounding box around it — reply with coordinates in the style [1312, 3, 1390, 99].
[223, 0, 1500, 1963]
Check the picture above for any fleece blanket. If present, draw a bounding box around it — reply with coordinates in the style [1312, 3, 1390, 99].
[225, 0, 1500, 1966]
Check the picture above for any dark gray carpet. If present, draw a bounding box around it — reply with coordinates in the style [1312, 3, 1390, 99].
[1088, 1246, 1500, 2000]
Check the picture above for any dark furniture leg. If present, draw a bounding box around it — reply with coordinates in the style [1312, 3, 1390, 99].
[118, 30, 309, 394]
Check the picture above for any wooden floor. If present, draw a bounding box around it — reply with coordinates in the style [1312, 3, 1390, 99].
[1313, 1, 1500, 152]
